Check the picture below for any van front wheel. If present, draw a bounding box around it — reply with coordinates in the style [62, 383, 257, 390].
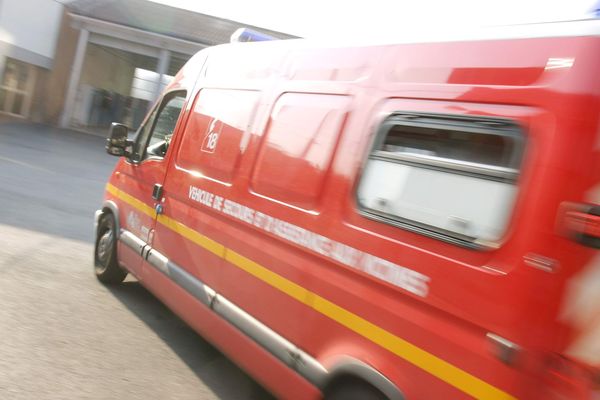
[94, 213, 127, 284]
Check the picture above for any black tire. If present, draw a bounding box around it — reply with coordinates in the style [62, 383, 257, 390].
[324, 379, 388, 400]
[94, 212, 127, 284]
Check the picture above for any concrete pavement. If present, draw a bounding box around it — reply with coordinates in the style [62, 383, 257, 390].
[0, 123, 274, 400]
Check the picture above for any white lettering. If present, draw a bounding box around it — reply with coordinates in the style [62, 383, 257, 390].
[223, 199, 255, 224]
[188, 185, 214, 207]
[186, 185, 430, 297]
[213, 196, 224, 211]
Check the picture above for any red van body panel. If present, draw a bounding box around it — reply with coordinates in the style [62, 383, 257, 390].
[100, 22, 600, 399]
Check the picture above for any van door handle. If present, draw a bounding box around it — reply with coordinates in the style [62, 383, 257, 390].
[152, 184, 163, 201]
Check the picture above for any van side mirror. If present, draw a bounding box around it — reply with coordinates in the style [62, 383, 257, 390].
[106, 123, 132, 157]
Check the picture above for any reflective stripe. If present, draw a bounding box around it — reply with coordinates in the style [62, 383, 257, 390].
[106, 183, 156, 219]
[311, 294, 515, 400]
[157, 213, 225, 258]
[106, 183, 518, 400]
[225, 249, 309, 304]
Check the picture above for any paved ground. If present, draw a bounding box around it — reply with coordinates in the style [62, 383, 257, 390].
[0, 123, 273, 400]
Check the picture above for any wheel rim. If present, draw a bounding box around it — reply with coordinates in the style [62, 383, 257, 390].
[96, 226, 114, 272]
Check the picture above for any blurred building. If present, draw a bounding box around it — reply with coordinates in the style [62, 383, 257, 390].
[0, 0, 63, 121]
[0, 0, 294, 131]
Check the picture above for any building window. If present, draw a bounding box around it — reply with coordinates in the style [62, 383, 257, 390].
[0, 58, 36, 117]
[357, 113, 524, 247]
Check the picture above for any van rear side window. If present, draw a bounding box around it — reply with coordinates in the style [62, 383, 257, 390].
[251, 93, 349, 210]
[357, 113, 524, 247]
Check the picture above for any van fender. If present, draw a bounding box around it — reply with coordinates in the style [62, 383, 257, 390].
[323, 357, 404, 400]
[98, 200, 121, 239]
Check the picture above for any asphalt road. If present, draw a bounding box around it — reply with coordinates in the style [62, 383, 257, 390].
[0, 123, 274, 400]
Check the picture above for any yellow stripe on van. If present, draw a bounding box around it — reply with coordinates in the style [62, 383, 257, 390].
[225, 249, 309, 304]
[311, 294, 516, 400]
[106, 183, 156, 219]
[157, 213, 226, 258]
[106, 183, 518, 400]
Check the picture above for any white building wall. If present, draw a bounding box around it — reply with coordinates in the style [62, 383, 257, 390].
[0, 0, 63, 68]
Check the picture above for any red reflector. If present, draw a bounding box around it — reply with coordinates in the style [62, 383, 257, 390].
[542, 354, 600, 399]
[565, 211, 600, 238]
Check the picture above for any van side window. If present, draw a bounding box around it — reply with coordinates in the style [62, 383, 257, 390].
[132, 91, 186, 162]
[357, 113, 524, 246]
[251, 93, 349, 210]
[176, 89, 260, 183]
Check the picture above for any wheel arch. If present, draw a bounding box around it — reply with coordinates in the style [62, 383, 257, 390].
[98, 200, 121, 238]
[322, 357, 405, 400]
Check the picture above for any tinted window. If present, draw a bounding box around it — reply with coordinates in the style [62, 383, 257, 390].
[380, 124, 518, 168]
[357, 113, 524, 246]
[133, 91, 186, 162]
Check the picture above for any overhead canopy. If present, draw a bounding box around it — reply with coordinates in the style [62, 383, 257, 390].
[66, 0, 297, 46]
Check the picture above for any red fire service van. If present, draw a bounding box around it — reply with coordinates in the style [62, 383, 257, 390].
[95, 20, 600, 400]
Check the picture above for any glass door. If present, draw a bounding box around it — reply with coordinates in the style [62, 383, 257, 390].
[0, 58, 36, 117]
